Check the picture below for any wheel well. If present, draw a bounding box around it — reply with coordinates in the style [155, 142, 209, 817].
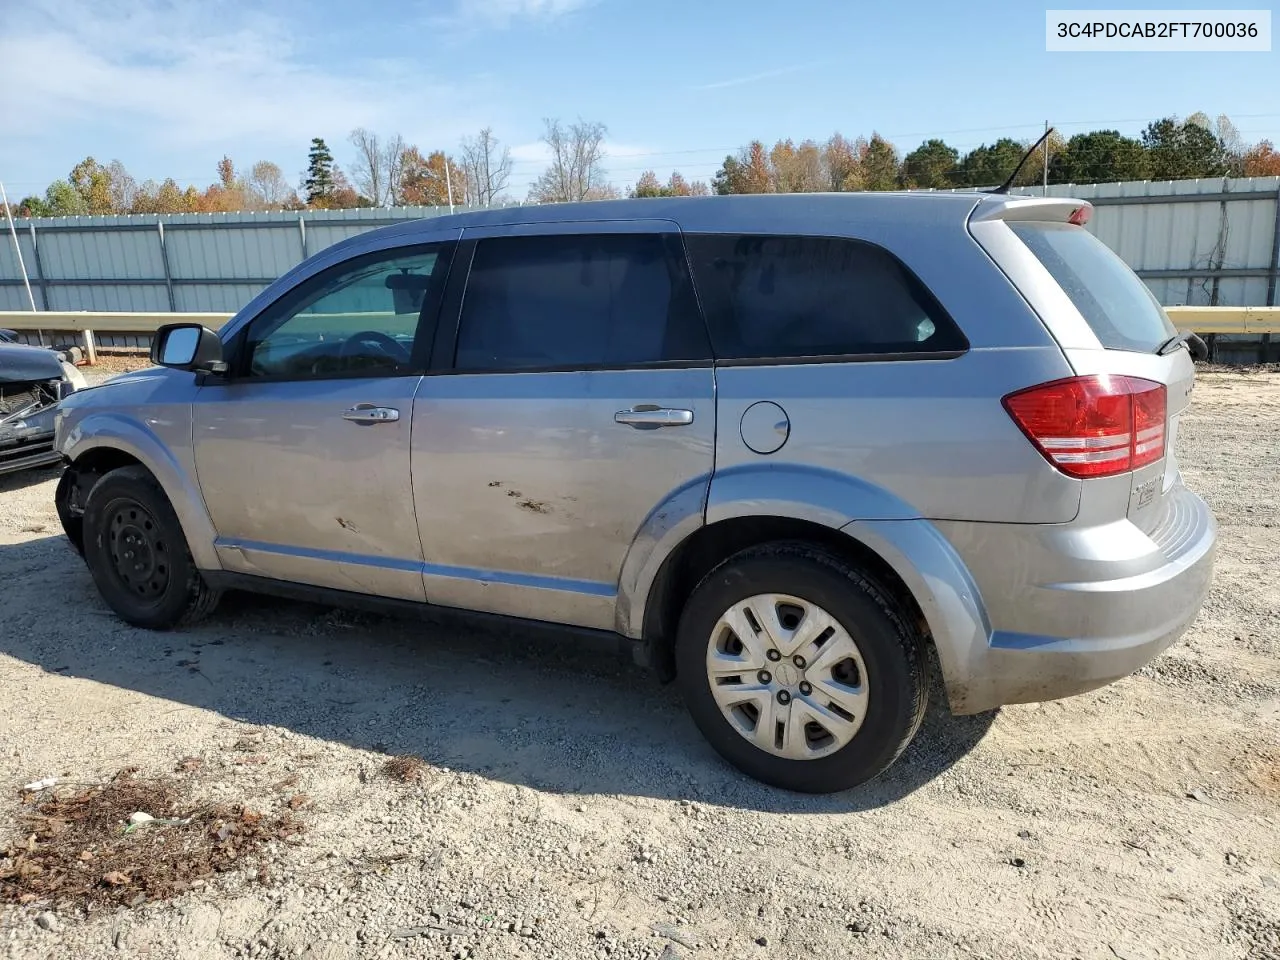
[641, 515, 929, 681]
[64, 448, 146, 510]
[71, 447, 144, 480]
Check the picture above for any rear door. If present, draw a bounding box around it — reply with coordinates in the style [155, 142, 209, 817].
[409, 221, 716, 631]
[973, 205, 1192, 531]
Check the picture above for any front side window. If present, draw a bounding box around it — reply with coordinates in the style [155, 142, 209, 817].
[245, 246, 449, 378]
[454, 233, 710, 371]
[685, 234, 966, 361]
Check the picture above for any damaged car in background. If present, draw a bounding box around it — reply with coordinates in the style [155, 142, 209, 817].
[0, 340, 86, 476]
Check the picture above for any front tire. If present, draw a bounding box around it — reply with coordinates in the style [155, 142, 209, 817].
[82, 465, 220, 629]
[675, 542, 927, 793]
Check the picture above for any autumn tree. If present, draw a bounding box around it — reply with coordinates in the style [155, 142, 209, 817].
[459, 127, 512, 206]
[197, 156, 250, 211]
[632, 171, 664, 198]
[528, 118, 610, 203]
[770, 139, 823, 193]
[824, 133, 862, 191]
[67, 157, 116, 213]
[1243, 140, 1280, 177]
[668, 171, 709, 196]
[131, 178, 198, 214]
[630, 170, 709, 198]
[15, 196, 51, 217]
[901, 139, 959, 188]
[399, 148, 467, 206]
[328, 169, 371, 210]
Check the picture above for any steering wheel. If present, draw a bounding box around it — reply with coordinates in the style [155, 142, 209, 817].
[338, 330, 411, 365]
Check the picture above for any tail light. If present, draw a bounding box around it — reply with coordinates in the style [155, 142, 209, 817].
[1003, 375, 1166, 479]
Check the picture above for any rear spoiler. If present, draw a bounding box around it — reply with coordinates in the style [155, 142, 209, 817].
[970, 196, 1093, 225]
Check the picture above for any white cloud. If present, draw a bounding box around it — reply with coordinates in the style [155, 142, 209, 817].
[694, 63, 821, 91]
[455, 0, 596, 27]
[0, 0, 496, 179]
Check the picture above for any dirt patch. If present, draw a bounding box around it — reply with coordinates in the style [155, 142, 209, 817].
[381, 755, 426, 784]
[79, 351, 151, 376]
[0, 768, 303, 910]
[0, 369, 1276, 959]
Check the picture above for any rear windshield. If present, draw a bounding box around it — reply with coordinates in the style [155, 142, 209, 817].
[1009, 222, 1176, 353]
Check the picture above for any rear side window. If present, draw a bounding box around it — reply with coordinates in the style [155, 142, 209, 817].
[455, 233, 710, 371]
[684, 234, 966, 361]
[1009, 223, 1176, 353]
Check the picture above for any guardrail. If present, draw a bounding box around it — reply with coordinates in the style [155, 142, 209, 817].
[1, 307, 1279, 364]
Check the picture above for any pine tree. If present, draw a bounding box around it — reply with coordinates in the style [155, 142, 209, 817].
[304, 138, 336, 206]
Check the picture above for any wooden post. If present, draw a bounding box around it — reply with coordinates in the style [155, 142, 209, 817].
[82, 328, 97, 365]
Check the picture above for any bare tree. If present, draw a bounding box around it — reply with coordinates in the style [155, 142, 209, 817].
[1214, 115, 1247, 175]
[459, 127, 512, 206]
[348, 128, 386, 205]
[528, 118, 610, 203]
[247, 160, 296, 207]
[383, 134, 408, 205]
[105, 159, 138, 212]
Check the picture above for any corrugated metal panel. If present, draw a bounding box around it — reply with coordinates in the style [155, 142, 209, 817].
[166, 223, 300, 280]
[0, 229, 38, 283]
[0, 288, 37, 310]
[174, 283, 269, 312]
[47, 283, 170, 311]
[36, 227, 163, 280]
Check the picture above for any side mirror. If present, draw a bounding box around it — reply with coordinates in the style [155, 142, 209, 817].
[1186, 331, 1209, 362]
[151, 323, 227, 374]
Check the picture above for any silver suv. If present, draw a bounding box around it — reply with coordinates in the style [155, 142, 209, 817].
[54, 194, 1216, 793]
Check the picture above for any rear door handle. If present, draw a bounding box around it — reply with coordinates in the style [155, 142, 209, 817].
[614, 405, 694, 429]
[342, 404, 400, 424]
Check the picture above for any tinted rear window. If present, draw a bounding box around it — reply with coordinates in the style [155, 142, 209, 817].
[1009, 223, 1176, 353]
[684, 234, 966, 361]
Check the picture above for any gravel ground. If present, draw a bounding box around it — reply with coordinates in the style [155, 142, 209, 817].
[0, 369, 1277, 960]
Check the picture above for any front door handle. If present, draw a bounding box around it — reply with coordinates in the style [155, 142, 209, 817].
[342, 403, 400, 424]
[614, 405, 694, 429]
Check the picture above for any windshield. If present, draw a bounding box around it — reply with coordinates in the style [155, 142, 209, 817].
[1010, 222, 1176, 354]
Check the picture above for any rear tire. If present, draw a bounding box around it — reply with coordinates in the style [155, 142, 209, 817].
[82, 465, 220, 629]
[675, 542, 927, 793]
[54, 468, 85, 557]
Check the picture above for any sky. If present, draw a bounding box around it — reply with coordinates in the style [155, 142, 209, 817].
[0, 0, 1278, 201]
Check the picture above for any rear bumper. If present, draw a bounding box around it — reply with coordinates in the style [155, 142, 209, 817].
[933, 484, 1217, 714]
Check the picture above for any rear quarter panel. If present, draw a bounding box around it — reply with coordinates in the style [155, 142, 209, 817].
[709, 220, 1081, 524]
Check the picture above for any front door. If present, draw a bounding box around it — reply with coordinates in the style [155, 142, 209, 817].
[193, 242, 454, 601]
[410, 224, 717, 630]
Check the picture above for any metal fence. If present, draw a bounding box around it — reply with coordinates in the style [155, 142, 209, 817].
[0, 205, 472, 315]
[3, 175, 1278, 320]
[1003, 176, 1280, 309]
